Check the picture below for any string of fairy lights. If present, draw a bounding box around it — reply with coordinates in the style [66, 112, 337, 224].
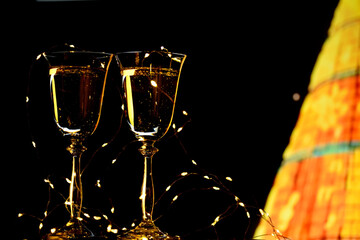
[22, 49, 289, 239]
[20, 97, 290, 239]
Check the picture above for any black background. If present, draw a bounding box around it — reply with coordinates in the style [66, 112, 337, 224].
[5, 0, 339, 239]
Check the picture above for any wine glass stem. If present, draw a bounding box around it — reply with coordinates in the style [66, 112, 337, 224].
[139, 141, 159, 222]
[69, 154, 83, 220]
[67, 138, 87, 222]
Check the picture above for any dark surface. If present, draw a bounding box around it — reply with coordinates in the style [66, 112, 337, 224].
[5, 0, 339, 239]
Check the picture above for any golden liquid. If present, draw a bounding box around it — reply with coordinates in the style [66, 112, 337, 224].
[122, 67, 179, 140]
[50, 66, 106, 137]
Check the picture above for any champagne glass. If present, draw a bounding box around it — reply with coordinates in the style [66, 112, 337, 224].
[116, 49, 186, 240]
[42, 51, 113, 239]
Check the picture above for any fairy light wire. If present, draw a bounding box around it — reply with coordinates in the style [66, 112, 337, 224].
[22, 94, 288, 239]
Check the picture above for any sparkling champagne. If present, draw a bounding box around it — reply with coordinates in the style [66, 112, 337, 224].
[122, 67, 179, 140]
[50, 66, 106, 137]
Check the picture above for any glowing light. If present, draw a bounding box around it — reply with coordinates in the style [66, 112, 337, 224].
[226, 176, 233, 181]
[44, 179, 54, 189]
[44, 211, 47, 217]
[246, 211, 250, 218]
[144, 53, 150, 58]
[26, 96, 29, 103]
[150, 80, 157, 87]
[204, 175, 210, 180]
[83, 213, 90, 218]
[39, 222, 43, 230]
[177, 127, 183, 133]
[213, 186, 220, 191]
[182, 110, 188, 116]
[65, 178, 71, 184]
[166, 185, 171, 191]
[112, 159, 117, 164]
[259, 208, 265, 216]
[172, 123, 176, 129]
[239, 202, 245, 207]
[103, 214, 108, 220]
[66, 221, 73, 227]
[32, 141, 36, 148]
[292, 92, 301, 101]
[93, 216, 101, 220]
[121, 104, 125, 111]
[180, 172, 188, 176]
[107, 224, 112, 232]
[131, 222, 136, 227]
[211, 216, 220, 226]
[172, 195, 179, 202]
[36, 54, 42, 60]
[96, 179, 101, 188]
[192, 160, 197, 165]
[50, 228, 56, 234]
[102, 142, 108, 147]
[111, 207, 115, 213]
[18, 213, 24, 218]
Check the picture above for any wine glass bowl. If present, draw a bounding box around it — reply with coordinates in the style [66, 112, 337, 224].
[119, 50, 186, 142]
[46, 51, 111, 138]
[117, 49, 186, 240]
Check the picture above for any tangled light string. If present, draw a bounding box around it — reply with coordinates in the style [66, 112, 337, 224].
[21, 93, 289, 239]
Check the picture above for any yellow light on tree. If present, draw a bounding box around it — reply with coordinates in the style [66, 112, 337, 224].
[255, 0, 360, 239]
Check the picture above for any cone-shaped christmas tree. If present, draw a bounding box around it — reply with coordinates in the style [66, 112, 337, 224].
[255, 0, 360, 239]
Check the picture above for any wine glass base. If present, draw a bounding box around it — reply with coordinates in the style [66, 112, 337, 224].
[118, 221, 180, 240]
[42, 220, 102, 240]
